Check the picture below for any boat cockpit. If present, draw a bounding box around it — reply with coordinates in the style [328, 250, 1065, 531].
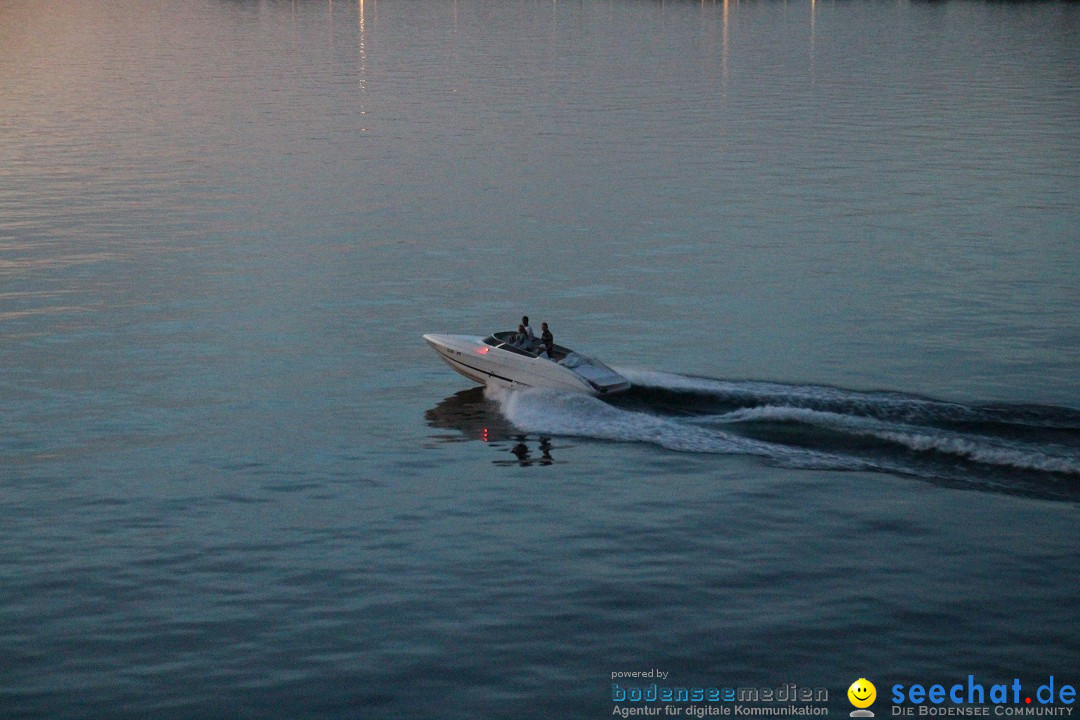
[483, 331, 570, 362]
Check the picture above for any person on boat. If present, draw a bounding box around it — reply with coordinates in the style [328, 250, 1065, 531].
[512, 324, 528, 346]
[520, 316, 536, 347]
[540, 322, 554, 359]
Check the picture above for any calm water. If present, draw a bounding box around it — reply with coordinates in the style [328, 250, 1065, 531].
[2, 1, 1079, 718]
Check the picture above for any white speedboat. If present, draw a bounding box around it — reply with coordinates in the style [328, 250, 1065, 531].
[423, 331, 631, 396]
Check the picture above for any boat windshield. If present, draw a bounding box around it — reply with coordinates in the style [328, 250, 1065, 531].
[558, 352, 590, 368]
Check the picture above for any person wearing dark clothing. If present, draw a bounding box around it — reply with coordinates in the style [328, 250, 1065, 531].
[540, 322, 554, 358]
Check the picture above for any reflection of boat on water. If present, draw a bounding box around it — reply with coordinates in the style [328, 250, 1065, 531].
[424, 387, 556, 466]
[423, 332, 631, 396]
[503, 437, 554, 467]
[424, 387, 518, 443]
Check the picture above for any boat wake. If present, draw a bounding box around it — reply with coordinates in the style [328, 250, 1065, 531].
[474, 369, 1080, 500]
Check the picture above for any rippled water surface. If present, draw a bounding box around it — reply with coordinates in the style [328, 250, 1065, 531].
[2, 1, 1078, 718]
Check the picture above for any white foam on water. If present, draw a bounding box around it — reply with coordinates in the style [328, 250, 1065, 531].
[483, 371, 1080, 479]
[694, 405, 1080, 475]
[617, 368, 968, 421]
[485, 385, 872, 471]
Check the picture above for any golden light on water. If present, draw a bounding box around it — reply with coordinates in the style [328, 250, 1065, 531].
[722, 0, 730, 83]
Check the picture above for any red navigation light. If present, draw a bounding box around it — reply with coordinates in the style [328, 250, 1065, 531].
[477, 346, 489, 354]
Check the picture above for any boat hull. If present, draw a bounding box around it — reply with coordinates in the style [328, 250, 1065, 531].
[423, 333, 629, 396]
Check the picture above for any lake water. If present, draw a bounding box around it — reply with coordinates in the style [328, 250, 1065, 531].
[1, 1, 1078, 718]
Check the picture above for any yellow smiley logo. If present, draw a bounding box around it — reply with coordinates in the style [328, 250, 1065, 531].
[848, 678, 877, 709]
